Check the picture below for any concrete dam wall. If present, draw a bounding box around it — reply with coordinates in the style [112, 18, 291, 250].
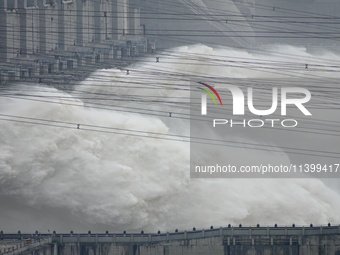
[57, 235, 340, 255]
[2, 225, 339, 255]
[53, 226, 340, 255]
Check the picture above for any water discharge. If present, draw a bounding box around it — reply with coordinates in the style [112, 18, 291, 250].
[0, 45, 340, 233]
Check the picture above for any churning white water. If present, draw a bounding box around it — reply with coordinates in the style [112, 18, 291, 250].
[0, 44, 340, 233]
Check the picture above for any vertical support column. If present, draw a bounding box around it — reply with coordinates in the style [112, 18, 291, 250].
[44, 2, 57, 52]
[94, 0, 100, 43]
[104, 1, 112, 40]
[82, 0, 90, 44]
[128, 0, 141, 35]
[76, 0, 83, 46]
[112, 0, 128, 39]
[18, 0, 27, 56]
[37, 0, 46, 53]
[57, 0, 64, 50]
[25, 0, 39, 55]
[133, 8, 141, 35]
[0, 0, 7, 10]
[111, 0, 118, 39]
[123, 0, 128, 36]
[62, 0, 76, 49]
[30, 7, 34, 54]
[0, 0, 7, 60]
[100, 1, 108, 41]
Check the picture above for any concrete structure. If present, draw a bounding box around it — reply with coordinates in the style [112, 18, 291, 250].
[1, 225, 340, 255]
[0, 0, 150, 85]
[0, 238, 52, 255]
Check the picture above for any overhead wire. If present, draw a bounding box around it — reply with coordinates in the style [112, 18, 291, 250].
[1, 0, 340, 160]
[0, 113, 339, 160]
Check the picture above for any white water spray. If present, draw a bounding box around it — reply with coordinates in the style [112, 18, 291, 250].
[0, 45, 340, 232]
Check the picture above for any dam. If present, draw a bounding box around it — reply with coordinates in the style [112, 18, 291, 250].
[1, 1, 340, 254]
[0, 0, 153, 85]
[1, 225, 340, 255]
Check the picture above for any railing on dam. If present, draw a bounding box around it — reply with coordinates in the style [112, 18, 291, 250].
[1, 225, 339, 244]
[53, 226, 340, 244]
[0, 238, 51, 255]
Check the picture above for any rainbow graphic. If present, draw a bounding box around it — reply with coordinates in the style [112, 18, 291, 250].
[197, 82, 223, 105]
[197, 82, 223, 115]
